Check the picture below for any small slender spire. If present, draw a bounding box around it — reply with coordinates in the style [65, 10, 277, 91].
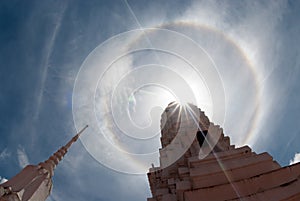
[0, 125, 89, 201]
[63, 125, 88, 150]
[39, 125, 89, 176]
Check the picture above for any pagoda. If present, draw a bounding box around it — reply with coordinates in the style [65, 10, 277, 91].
[0, 125, 88, 201]
[147, 103, 300, 201]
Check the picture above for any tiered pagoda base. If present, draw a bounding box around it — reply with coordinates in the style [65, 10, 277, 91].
[147, 103, 300, 201]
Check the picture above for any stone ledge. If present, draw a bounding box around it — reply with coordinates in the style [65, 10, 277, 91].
[185, 163, 300, 201]
[188, 146, 252, 168]
[226, 177, 300, 201]
[190, 152, 275, 177]
[191, 159, 281, 189]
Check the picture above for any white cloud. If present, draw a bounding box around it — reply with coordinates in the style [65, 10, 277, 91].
[290, 152, 300, 165]
[17, 146, 30, 168]
[33, 2, 68, 121]
[47, 192, 59, 201]
[0, 148, 10, 160]
[0, 176, 8, 184]
[178, 0, 289, 147]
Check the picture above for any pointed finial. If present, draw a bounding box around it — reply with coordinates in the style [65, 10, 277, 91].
[39, 125, 89, 176]
[78, 125, 89, 135]
[0, 125, 89, 201]
[64, 125, 89, 149]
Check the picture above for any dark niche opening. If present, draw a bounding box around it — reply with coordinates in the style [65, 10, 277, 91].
[196, 130, 208, 147]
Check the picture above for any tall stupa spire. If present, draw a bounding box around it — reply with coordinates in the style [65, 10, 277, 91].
[0, 125, 88, 201]
[39, 125, 88, 177]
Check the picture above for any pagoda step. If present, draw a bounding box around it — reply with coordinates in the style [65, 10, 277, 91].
[191, 158, 280, 188]
[226, 174, 300, 201]
[188, 146, 252, 168]
[186, 178, 300, 201]
[190, 152, 278, 177]
[282, 191, 300, 201]
[185, 162, 300, 201]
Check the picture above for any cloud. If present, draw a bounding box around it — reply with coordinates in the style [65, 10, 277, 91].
[33, 2, 68, 121]
[178, 0, 290, 147]
[0, 176, 8, 184]
[47, 193, 59, 201]
[290, 152, 300, 165]
[0, 148, 10, 160]
[17, 146, 30, 168]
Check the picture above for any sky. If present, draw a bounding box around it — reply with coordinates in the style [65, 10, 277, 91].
[0, 0, 300, 200]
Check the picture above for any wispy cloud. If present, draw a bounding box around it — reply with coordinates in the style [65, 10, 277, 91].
[179, 0, 289, 147]
[0, 148, 10, 161]
[290, 152, 300, 165]
[47, 192, 59, 201]
[17, 146, 30, 168]
[34, 2, 68, 121]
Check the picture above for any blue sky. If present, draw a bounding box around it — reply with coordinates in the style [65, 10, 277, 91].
[1, 1, 300, 201]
